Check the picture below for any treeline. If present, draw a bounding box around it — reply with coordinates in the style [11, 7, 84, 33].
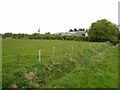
[30, 33, 89, 41]
[2, 31, 120, 44]
[2, 33, 29, 39]
[2, 33, 89, 41]
[69, 28, 86, 32]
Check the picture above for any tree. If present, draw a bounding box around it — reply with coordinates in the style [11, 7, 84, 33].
[69, 29, 73, 32]
[74, 28, 77, 32]
[45, 32, 50, 34]
[88, 19, 119, 44]
[82, 28, 85, 31]
[118, 31, 120, 42]
[78, 28, 85, 31]
[3, 33, 12, 38]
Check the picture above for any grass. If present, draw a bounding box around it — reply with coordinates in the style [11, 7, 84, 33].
[49, 46, 118, 88]
[2, 39, 118, 88]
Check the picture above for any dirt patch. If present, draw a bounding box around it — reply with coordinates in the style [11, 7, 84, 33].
[24, 71, 35, 81]
[9, 82, 18, 88]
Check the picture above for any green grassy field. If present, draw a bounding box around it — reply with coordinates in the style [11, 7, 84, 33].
[2, 39, 118, 88]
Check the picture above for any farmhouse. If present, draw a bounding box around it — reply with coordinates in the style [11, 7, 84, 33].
[55, 31, 87, 36]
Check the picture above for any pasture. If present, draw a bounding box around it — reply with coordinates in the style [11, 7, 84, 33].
[2, 39, 118, 88]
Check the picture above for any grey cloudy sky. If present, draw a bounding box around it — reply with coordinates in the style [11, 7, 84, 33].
[0, 0, 119, 34]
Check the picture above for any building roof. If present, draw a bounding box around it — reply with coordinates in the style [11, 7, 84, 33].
[55, 31, 87, 36]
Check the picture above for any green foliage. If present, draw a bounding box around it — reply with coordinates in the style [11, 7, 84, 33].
[2, 31, 88, 42]
[109, 36, 118, 45]
[2, 33, 12, 38]
[49, 45, 118, 88]
[88, 19, 119, 44]
[118, 31, 120, 42]
[2, 33, 28, 39]
[29, 33, 89, 41]
[45, 32, 50, 35]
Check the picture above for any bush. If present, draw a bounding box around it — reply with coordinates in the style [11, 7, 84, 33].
[88, 19, 119, 44]
[109, 37, 118, 46]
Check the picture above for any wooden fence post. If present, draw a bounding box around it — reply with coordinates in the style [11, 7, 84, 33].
[38, 49, 41, 64]
[52, 47, 56, 64]
[53, 47, 55, 59]
[72, 46, 74, 54]
[70, 46, 74, 61]
[17, 52, 20, 67]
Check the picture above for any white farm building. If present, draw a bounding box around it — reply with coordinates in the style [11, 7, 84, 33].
[55, 31, 87, 36]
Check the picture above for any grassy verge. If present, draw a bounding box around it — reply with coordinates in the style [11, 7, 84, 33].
[48, 45, 118, 88]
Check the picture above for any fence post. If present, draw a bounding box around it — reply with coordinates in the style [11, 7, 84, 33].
[17, 52, 20, 67]
[53, 47, 55, 59]
[52, 47, 55, 64]
[38, 49, 41, 64]
[72, 46, 74, 54]
[70, 46, 74, 61]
